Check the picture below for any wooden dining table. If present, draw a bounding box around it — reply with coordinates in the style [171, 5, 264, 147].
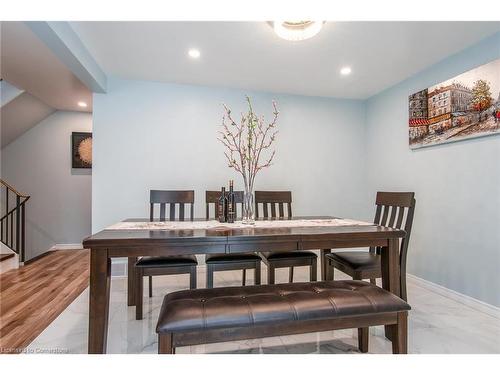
[82, 216, 405, 354]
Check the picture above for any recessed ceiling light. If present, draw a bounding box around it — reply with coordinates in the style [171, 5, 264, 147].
[188, 49, 201, 59]
[77, 101, 87, 107]
[340, 66, 352, 76]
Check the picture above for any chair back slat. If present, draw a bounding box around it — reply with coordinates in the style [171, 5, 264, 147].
[159, 203, 166, 221]
[205, 190, 244, 219]
[373, 205, 382, 223]
[179, 203, 185, 221]
[387, 206, 397, 227]
[278, 203, 284, 217]
[149, 190, 194, 221]
[395, 206, 405, 229]
[270, 203, 276, 218]
[255, 191, 292, 219]
[169, 204, 175, 221]
[263, 203, 269, 217]
[380, 205, 390, 225]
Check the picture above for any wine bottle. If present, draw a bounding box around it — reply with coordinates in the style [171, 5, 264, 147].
[227, 180, 235, 223]
[218, 187, 227, 223]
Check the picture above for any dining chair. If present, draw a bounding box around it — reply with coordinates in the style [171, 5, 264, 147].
[255, 191, 317, 284]
[134, 190, 198, 320]
[325, 191, 416, 301]
[204, 190, 261, 288]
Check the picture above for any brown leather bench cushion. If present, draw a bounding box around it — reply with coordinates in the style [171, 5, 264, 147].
[156, 280, 410, 334]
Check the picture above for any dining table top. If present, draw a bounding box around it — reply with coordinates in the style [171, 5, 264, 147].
[83, 216, 406, 248]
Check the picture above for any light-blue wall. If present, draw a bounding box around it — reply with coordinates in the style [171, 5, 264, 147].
[365, 32, 500, 306]
[92, 78, 369, 233]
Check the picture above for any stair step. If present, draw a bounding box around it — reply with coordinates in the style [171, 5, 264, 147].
[0, 253, 15, 262]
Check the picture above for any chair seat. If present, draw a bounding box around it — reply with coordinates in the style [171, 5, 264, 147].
[326, 251, 380, 271]
[135, 255, 198, 268]
[262, 251, 317, 261]
[205, 253, 261, 264]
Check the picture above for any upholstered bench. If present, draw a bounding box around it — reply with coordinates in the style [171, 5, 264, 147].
[156, 280, 410, 354]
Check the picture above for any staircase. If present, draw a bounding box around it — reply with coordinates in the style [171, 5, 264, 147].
[1, 179, 30, 264]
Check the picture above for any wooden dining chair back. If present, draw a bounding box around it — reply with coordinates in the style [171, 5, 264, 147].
[204, 190, 261, 288]
[150, 190, 194, 221]
[255, 191, 292, 219]
[254, 191, 317, 284]
[134, 190, 198, 320]
[205, 190, 244, 219]
[325, 191, 416, 301]
[371, 192, 416, 299]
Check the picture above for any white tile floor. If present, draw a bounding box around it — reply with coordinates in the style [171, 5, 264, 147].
[26, 265, 500, 354]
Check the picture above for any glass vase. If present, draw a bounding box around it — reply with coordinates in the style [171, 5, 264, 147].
[242, 190, 255, 225]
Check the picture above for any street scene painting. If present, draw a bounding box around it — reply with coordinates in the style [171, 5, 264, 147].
[409, 58, 500, 149]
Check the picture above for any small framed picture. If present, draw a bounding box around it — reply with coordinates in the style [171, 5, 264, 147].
[72, 132, 92, 168]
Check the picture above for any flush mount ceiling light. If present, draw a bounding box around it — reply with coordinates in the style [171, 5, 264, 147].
[272, 21, 324, 41]
[188, 48, 201, 58]
[77, 101, 87, 107]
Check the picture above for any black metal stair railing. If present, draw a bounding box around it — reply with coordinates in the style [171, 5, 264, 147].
[0, 179, 30, 263]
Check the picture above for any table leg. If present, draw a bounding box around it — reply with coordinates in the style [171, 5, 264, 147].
[320, 249, 331, 281]
[88, 248, 111, 354]
[127, 257, 137, 306]
[381, 238, 401, 340]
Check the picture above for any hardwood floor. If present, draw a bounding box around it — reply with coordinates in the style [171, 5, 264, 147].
[0, 249, 89, 353]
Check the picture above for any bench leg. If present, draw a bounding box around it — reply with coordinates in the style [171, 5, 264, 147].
[392, 312, 408, 354]
[158, 334, 174, 354]
[242, 269, 247, 286]
[254, 262, 261, 285]
[289, 267, 294, 283]
[358, 327, 369, 353]
[135, 269, 143, 320]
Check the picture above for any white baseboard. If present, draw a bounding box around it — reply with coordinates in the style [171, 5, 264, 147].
[50, 243, 83, 250]
[407, 274, 500, 319]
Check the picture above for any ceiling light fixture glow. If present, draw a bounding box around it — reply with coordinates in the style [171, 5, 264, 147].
[340, 66, 352, 76]
[77, 101, 88, 107]
[188, 49, 201, 58]
[272, 21, 324, 41]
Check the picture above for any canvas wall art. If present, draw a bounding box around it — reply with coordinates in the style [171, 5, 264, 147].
[409, 58, 500, 149]
[72, 132, 92, 168]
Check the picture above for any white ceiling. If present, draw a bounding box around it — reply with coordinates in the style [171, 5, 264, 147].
[1, 91, 55, 148]
[70, 21, 500, 99]
[1, 22, 92, 112]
